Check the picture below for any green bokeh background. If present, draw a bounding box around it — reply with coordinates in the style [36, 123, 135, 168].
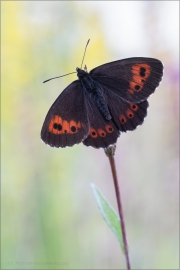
[1, 1, 179, 269]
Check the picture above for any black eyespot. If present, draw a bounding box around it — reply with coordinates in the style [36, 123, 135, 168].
[57, 124, 62, 131]
[140, 67, 146, 73]
[135, 85, 140, 90]
[140, 71, 145, 77]
[71, 126, 76, 132]
[140, 67, 146, 77]
[53, 123, 58, 129]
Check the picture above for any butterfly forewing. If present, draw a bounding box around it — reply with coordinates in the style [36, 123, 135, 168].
[41, 81, 89, 147]
[90, 57, 163, 103]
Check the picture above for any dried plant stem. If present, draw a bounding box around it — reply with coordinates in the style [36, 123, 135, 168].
[105, 145, 131, 270]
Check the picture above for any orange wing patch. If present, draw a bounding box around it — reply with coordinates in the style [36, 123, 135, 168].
[119, 104, 139, 124]
[119, 114, 127, 124]
[126, 109, 134, 119]
[89, 125, 115, 138]
[97, 129, 106, 137]
[48, 115, 82, 134]
[105, 125, 114, 133]
[130, 103, 138, 111]
[128, 63, 151, 94]
[90, 127, 98, 138]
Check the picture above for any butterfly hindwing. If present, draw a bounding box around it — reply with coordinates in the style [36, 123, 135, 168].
[83, 93, 120, 148]
[104, 87, 149, 132]
[41, 81, 89, 147]
[90, 57, 163, 103]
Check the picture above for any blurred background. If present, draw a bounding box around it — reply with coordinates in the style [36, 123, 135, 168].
[1, 1, 179, 269]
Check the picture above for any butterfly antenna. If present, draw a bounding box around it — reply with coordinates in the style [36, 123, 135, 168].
[80, 39, 90, 69]
[43, 71, 76, 83]
[43, 39, 90, 83]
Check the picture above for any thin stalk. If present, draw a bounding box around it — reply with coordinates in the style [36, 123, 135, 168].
[105, 145, 131, 270]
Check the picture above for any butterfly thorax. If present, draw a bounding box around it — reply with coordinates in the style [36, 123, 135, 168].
[76, 68, 111, 120]
[76, 68, 94, 90]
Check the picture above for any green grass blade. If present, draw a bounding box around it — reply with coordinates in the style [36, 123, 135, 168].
[91, 183, 124, 253]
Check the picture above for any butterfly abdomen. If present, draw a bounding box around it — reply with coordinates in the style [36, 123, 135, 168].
[90, 85, 112, 121]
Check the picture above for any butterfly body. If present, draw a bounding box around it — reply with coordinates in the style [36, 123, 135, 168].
[77, 67, 112, 121]
[41, 57, 163, 149]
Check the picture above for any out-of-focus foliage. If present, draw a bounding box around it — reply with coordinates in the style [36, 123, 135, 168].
[91, 184, 124, 252]
[1, 1, 179, 270]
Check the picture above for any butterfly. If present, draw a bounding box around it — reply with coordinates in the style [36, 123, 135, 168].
[41, 46, 163, 149]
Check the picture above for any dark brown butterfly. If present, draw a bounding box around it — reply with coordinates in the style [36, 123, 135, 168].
[41, 43, 163, 149]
